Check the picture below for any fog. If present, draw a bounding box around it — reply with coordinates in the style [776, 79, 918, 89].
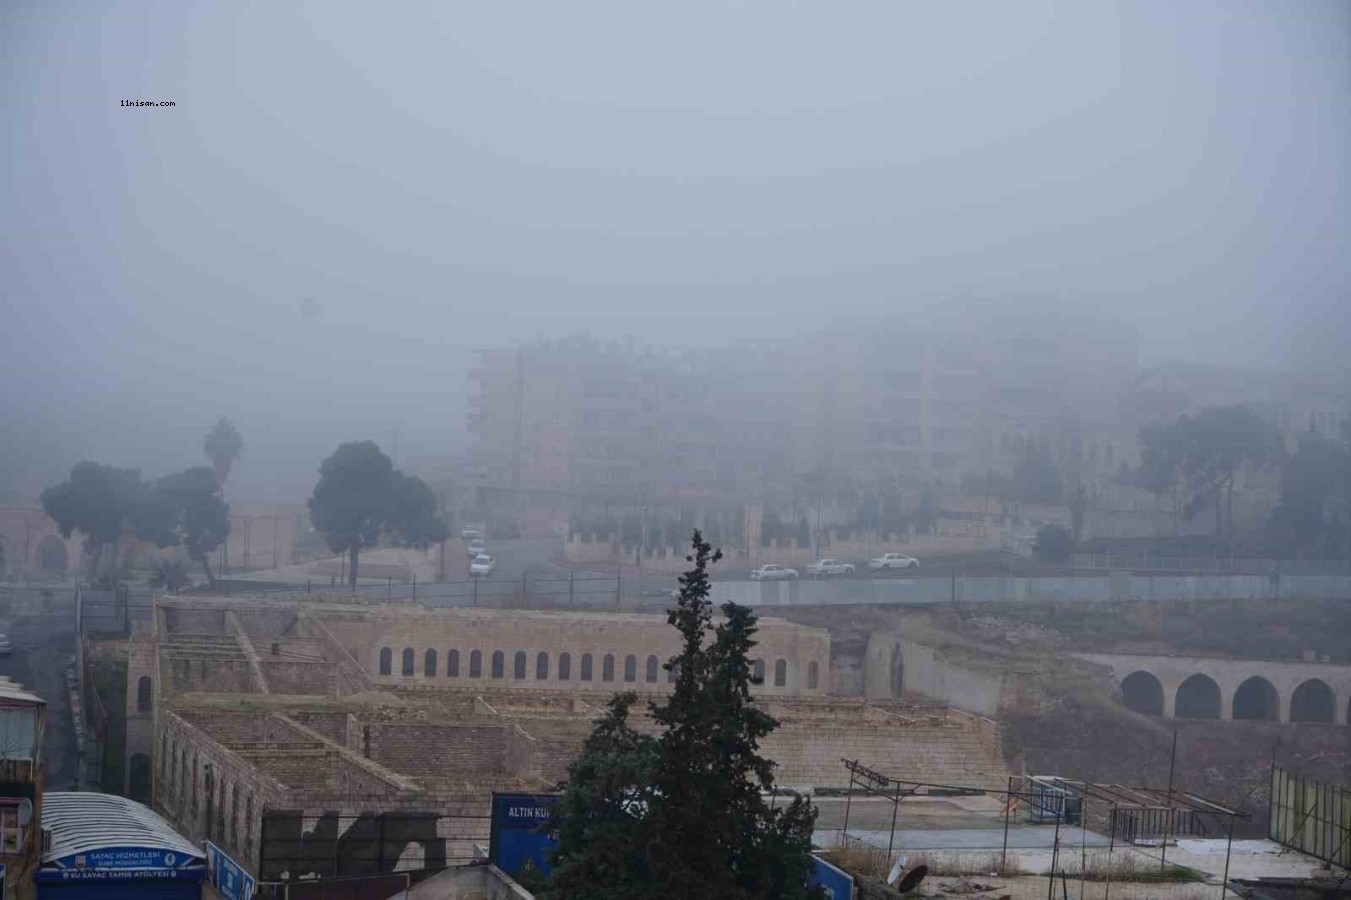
[2, 0, 1348, 505]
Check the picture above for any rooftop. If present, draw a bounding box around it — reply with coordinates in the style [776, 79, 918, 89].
[42, 792, 203, 865]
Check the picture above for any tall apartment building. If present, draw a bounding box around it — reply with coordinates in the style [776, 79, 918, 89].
[466, 336, 789, 517]
[791, 300, 1140, 487]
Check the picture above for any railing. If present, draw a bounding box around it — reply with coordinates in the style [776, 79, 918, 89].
[1270, 765, 1351, 869]
[1072, 554, 1350, 575]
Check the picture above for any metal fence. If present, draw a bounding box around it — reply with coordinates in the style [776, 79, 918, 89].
[1072, 554, 1350, 576]
[195, 571, 627, 610]
[1269, 766, 1351, 869]
[78, 586, 154, 635]
[258, 810, 491, 882]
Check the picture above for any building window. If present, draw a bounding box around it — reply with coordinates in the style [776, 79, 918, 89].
[401, 648, 415, 676]
[774, 659, 787, 687]
[514, 651, 527, 679]
[492, 650, 505, 679]
[602, 654, 615, 682]
[624, 655, 637, 682]
[469, 650, 482, 678]
[559, 652, 571, 681]
[808, 661, 819, 690]
[424, 649, 437, 677]
[447, 649, 459, 677]
[646, 655, 659, 683]
[536, 652, 549, 680]
[230, 784, 239, 850]
[137, 676, 152, 712]
[379, 648, 392, 675]
[753, 659, 765, 683]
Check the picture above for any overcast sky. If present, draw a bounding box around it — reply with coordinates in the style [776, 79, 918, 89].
[2, 0, 1347, 505]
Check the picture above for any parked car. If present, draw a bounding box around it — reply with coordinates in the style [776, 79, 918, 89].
[868, 553, 919, 570]
[750, 564, 799, 581]
[460, 527, 482, 540]
[806, 559, 855, 577]
[0, 634, 10, 655]
[469, 554, 495, 577]
[466, 538, 486, 558]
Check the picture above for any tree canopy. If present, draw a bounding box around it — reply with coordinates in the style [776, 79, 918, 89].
[1264, 430, 1350, 560]
[307, 441, 447, 586]
[549, 531, 822, 900]
[203, 417, 244, 486]
[1137, 404, 1281, 543]
[41, 461, 144, 577]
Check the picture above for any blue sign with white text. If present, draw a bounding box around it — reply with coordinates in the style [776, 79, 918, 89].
[50, 846, 198, 871]
[206, 841, 257, 900]
[490, 793, 561, 877]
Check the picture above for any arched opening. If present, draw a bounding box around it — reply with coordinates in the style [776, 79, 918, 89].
[379, 648, 392, 676]
[469, 650, 482, 678]
[536, 652, 549, 680]
[602, 654, 615, 682]
[559, 652, 571, 681]
[753, 659, 766, 684]
[580, 653, 593, 681]
[129, 753, 152, 804]
[1175, 674, 1221, 719]
[645, 655, 659, 683]
[514, 651, 527, 679]
[1121, 671, 1164, 716]
[889, 645, 904, 696]
[624, 654, 637, 682]
[491, 650, 505, 679]
[137, 676, 153, 712]
[808, 661, 819, 690]
[1233, 676, 1280, 721]
[36, 535, 69, 574]
[447, 649, 459, 677]
[774, 659, 787, 688]
[1290, 679, 1334, 723]
[424, 649, 437, 677]
[401, 648, 415, 676]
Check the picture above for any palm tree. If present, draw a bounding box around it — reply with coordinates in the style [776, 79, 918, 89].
[203, 417, 244, 487]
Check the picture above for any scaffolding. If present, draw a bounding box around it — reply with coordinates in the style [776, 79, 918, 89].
[839, 758, 1249, 900]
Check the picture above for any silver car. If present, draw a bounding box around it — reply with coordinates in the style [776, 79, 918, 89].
[806, 559, 855, 577]
[750, 564, 799, 581]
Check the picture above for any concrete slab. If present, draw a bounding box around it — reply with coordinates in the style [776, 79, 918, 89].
[824, 826, 1111, 851]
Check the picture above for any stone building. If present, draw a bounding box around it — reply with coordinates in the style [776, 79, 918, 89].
[131, 593, 1007, 883]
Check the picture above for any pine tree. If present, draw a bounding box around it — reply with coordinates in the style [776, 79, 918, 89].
[550, 530, 822, 900]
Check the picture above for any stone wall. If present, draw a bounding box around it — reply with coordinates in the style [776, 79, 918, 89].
[364, 724, 511, 779]
[324, 607, 830, 699]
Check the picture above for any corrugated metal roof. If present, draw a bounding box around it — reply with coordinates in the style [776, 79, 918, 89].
[0, 677, 45, 706]
[42, 793, 203, 864]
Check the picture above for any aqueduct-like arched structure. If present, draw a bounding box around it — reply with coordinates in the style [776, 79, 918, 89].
[1079, 653, 1350, 725]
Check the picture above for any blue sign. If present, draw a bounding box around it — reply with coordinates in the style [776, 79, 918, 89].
[206, 841, 257, 900]
[490, 793, 561, 877]
[50, 846, 199, 871]
[810, 856, 854, 900]
[35, 866, 206, 883]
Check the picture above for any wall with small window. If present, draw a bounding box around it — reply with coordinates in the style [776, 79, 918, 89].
[343, 609, 830, 697]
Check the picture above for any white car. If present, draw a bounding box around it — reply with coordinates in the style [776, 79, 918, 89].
[750, 564, 799, 581]
[869, 553, 919, 570]
[0, 634, 10, 655]
[469, 554, 495, 577]
[460, 527, 481, 541]
[806, 559, 855, 577]
[466, 538, 486, 558]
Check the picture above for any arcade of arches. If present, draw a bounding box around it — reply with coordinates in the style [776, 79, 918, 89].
[1117, 668, 1347, 725]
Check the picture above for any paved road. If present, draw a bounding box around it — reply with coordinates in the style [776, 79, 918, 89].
[0, 588, 79, 790]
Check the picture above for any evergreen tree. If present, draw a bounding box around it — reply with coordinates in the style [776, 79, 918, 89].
[550, 531, 822, 900]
